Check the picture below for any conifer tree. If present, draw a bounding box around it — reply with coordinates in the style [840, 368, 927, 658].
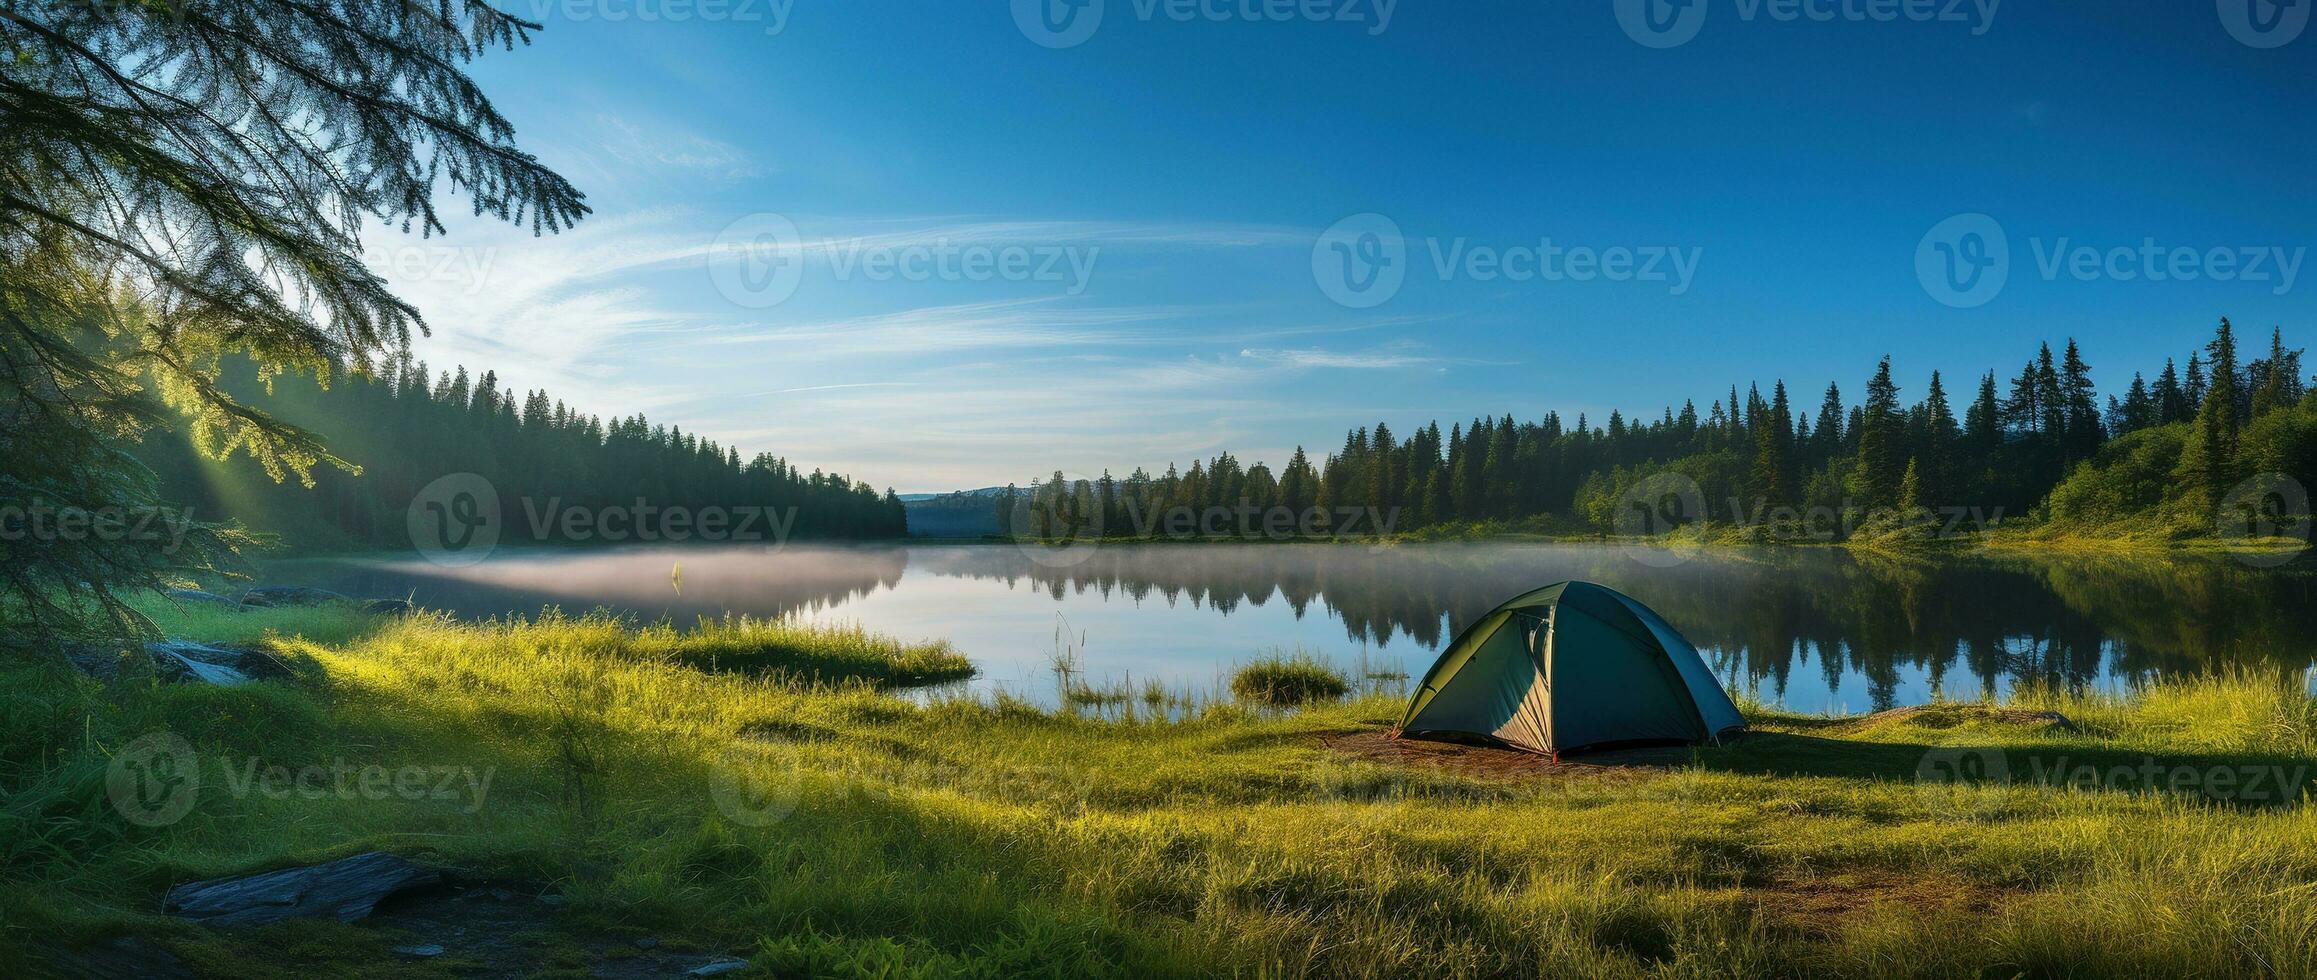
[2178, 319, 2244, 506]
[1750, 383, 1792, 507]
[2120, 373, 2153, 433]
[2154, 359, 2187, 425]
[2058, 339, 2101, 463]
[1918, 371, 1958, 505]
[2249, 326, 2303, 418]
[1812, 383, 1845, 464]
[1964, 372, 2002, 455]
[1850, 358, 1906, 509]
[1897, 457, 1924, 518]
[3, 0, 585, 649]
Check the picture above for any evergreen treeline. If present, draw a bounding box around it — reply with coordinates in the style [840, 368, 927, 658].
[999, 319, 2311, 541]
[144, 354, 908, 548]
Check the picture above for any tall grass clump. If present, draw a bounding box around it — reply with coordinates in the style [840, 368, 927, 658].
[2007, 668, 2317, 755]
[1230, 649, 1349, 707]
[630, 613, 971, 687]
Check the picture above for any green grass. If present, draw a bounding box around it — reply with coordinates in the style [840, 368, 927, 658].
[616, 614, 972, 688]
[133, 596, 384, 650]
[1230, 651, 1352, 707]
[6, 611, 2317, 977]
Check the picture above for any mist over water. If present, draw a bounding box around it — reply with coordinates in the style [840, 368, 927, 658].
[269, 543, 2317, 715]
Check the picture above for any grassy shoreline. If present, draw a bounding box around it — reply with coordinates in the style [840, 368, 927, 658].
[5, 606, 2316, 976]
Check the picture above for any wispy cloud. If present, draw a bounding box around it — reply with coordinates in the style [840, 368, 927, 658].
[595, 114, 760, 179]
[374, 202, 1425, 489]
[1237, 344, 1452, 370]
[754, 382, 925, 396]
[696, 297, 1184, 354]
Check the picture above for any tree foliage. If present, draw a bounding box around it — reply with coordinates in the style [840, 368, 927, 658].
[1005, 321, 2312, 542]
[2, 0, 586, 650]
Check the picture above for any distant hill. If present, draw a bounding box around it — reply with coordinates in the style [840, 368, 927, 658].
[895, 487, 1008, 502]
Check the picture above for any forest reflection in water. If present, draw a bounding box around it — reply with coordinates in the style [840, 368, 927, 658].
[271, 542, 2317, 714]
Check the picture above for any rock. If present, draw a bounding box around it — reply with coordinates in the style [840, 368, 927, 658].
[239, 586, 350, 607]
[688, 959, 750, 977]
[147, 641, 296, 685]
[163, 588, 243, 609]
[164, 852, 446, 928]
[634, 937, 660, 950]
[362, 598, 416, 616]
[392, 944, 445, 958]
[150, 648, 254, 686]
[65, 641, 292, 686]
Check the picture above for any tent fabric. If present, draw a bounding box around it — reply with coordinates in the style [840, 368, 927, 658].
[1396, 581, 1744, 756]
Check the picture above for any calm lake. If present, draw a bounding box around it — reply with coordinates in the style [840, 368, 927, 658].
[266, 542, 2317, 715]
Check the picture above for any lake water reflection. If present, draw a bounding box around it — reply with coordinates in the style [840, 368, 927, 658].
[267, 542, 2317, 715]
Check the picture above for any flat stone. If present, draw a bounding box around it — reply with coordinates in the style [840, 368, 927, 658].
[688, 959, 750, 977]
[392, 944, 446, 958]
[147, 641, 296, 685]
[164, 852, 446, 928]
[147, 641, 251, 685]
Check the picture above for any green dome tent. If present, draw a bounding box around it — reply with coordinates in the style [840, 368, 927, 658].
[1396, 581, 1744, 757]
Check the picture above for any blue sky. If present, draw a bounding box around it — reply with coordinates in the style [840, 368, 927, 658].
[379, 1, 2314, 492]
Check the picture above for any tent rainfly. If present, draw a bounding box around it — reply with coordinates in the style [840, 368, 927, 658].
[1395, 581, 1744, 757]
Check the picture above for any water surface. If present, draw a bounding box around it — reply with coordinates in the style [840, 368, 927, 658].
[267, 542, 2317, 714]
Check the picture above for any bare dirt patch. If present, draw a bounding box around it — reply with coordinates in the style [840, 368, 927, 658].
[1319, 730, 1699, 780]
